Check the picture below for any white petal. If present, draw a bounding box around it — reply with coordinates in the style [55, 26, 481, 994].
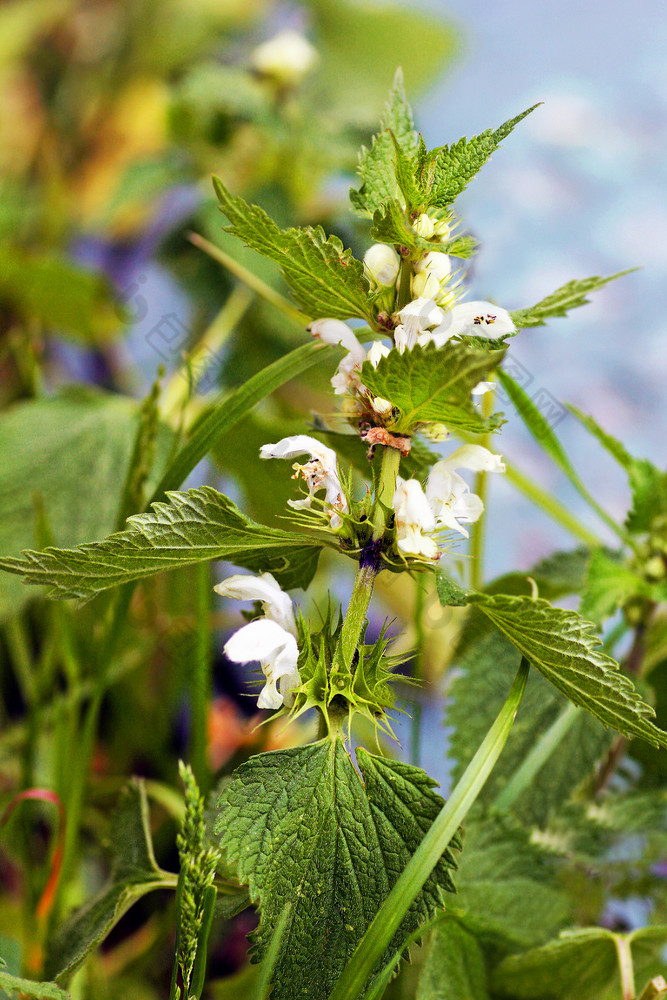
[413, 251, 452, 280]
[396, 297, 444, 331]
[366, 341, 391, 368]
[250, 31, 318, 85]
[436, 301, 516, 340]
[214, 573, 296, 635]
[224, 619, 297, 666]
[451, 491, 484, 524]
[259, 435, 337, 472]
[397, 526, 440, 559]
[438, 444, 505, 474]
[310, 319, 365, 363]
[472, 380, 495, 395]
[393, 478, 436, 532]
[364, 244, 400, 288]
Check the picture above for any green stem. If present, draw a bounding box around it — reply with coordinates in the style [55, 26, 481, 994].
[503, 459, 602, 546]
[396, 258, 413, 311]
[327, 657, 530, 1000]
[492, 701, 580, 813]
[372, 446, 402, 542]
[190, 563, 212, 794]
[410, 583, 426, 767]
[615, 934, 636, 1000]
[469, 388, 495, 591]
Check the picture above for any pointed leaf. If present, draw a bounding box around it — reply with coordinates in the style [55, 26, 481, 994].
[511, 270, 636, 329]
[213, 177, 372, 321]
[579, 548, 657, 625]
[215, 739, 459, 1000]
[0, 487, 323, 601]
[370, 198, 432, 251]
[361, 341, 506, 433]
[0, 970, 70, 999]
[429, 105, 540, 208]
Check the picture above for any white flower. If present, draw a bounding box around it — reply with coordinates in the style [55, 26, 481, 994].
[310, 319, 366, 395]
[413, 213, 435, 239]
[260, 434, 347, 527]
[433, 217, 451, 241]
[411, 251, 452, 302]
[224, 618, 300, 710]
[472, 381, 495, 395]
[364, 244, 400, 288]
[213, 572, 296, 636]
[425, 445, 505, 538]
[392, 477, 439, 560]
[428, 301, 516, 347]
[393, 297, 445, 353]
[250, 30, 318, 87]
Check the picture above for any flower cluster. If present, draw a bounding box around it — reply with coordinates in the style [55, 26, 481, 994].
[259, 434, 348, 528]
[214, 572, 301, 710]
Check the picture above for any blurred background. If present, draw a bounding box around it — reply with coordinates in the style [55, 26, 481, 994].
[0, 0, 666, 992]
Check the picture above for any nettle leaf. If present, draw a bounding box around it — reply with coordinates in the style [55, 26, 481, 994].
[0, 487, 323, 601]
[511, 269, 635, 329]
[45, 781, 176, 981]
[360, 341, 506, 434]
[390, 132, 426, 210]
[437, 580, 667, 748]
[492, 926, 667, 1000]
[579, 548, 654, 625]
[370, 198, 432, 252]
[0, 968, 70, 1000]
[429, 105, 540, 209]
[441, 234, 478, 259]
[350, 69, 419, 217]
[416, 919, 490, 1000]
[215, 739, 459, 1000]
[213, 177, 372, 322]
[568, 405, 667, 534]
[447, 630, 612, 826]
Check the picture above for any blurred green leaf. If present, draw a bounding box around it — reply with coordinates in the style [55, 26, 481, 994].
[511, 270, 636, 329]
[416, 919, 490, 1000]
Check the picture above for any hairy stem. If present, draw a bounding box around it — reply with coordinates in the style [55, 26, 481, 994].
[410, 582, 426, 766]
[615, 934, 636, 1000]
[469, 387, 495, 590]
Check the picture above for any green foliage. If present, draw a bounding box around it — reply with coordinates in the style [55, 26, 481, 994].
[213, 176, 372, 322]
[0, 963, 69, 1000]
[447, 630, 611, 825]
[416, 920, 490, 1000]
[511, 269, 636, 329]
[350, 69, 419, 218]
[426, 105, 540, 209]
[370, 199, 431, 252]
[492, 926, 667, 1000]
[0, 487, 323, 601]
[215, 739, 459, 1000]
[44, 781, 176, 981]
[360, 341, 506, 434]
[579, 548, 658, 625]
[0, 390, 173, 621]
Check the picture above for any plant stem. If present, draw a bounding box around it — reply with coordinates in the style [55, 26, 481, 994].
[396, 258, 413, 311]
[503, 459, 602, 546]
[326, 657, 530, 1000]
[469, 388, 495, 591]
[190, 563, 212, 794]
[615, 934, 636, 1000]
[410, 582, 426, 767]
[492, 701, 580, 813]
[372, 446, 402, 542]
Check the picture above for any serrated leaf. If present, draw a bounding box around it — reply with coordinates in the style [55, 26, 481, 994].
[44, 781, 175, 981]
[389, 132, 425, 210]
[485, 547, 591, 600]
[493, 926, 667, 1000]
[429, 105, 540, 208]
[0, 487, 323, 601]
[213, 177, 371, 322]
[350, 69, 419, 217]
[361, 341, 506, 433]
[469, 592, 667, 747]
[446, 629, 612, 826]
[0, 970, 70, 999]
[511, 269, 636, 329]
[441, 234, 478, 259]
[579, 548, 653, 625]
[370, 198, 432, 251]
[416, 919, 490, 1000]
[215, 739, 459, 1000]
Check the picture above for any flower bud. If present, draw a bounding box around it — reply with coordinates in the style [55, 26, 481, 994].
[411, 251, 451, 300]
[250, 31, 318, 87]
[413, 213, 434, 239]
[433, 218, 451, 241]
[364, 244, 400, 288]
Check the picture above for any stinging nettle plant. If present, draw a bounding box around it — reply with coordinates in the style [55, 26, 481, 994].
[4, 70, 667, 1000]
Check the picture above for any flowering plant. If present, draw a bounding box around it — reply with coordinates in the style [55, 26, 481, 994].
[3, 70, 667, 1000]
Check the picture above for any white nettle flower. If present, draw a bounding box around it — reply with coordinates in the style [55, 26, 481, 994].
[392, 477, 439, 560]
[213, 572, 296, 636]
[364, 244, 400, 289]
[427, 301, 516, 347]
[260, 434, 347, 527]
[224, 618, 300, 710]
[411, 251, 453, 302]
[250, 30, 318, 86]
[393, 297, 445, 353]
[310, 320, 392, 413]
[425, 445, 506, 538]
[413, 213, 435, 240]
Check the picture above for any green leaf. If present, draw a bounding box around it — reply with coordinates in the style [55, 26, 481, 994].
[492, 926, 667, 1000]
[215, 739, 459, 1000]
[44, 780, 176, 981]
[429, 105, 540, 208]
[370, 198, 431, 251]
[468, 592, 667, 747]
[485, 547, 591, 599]
[360, 341, 506, 434]
[511, 269, 636, 329]
[390, 132, 426, 210]
[446, 630, 612, 826]
[579, 548, 652, 625]
[0, 246, 118, 343]
[153, 341, 334, 501]
[213, 176, 372, 322]
[0, 970, 69, 1000]
[0, 487, 323, 601]
[416, 919, 490, 1000]
[0, 390, 174, 622]
[350, 68, 419, 217]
